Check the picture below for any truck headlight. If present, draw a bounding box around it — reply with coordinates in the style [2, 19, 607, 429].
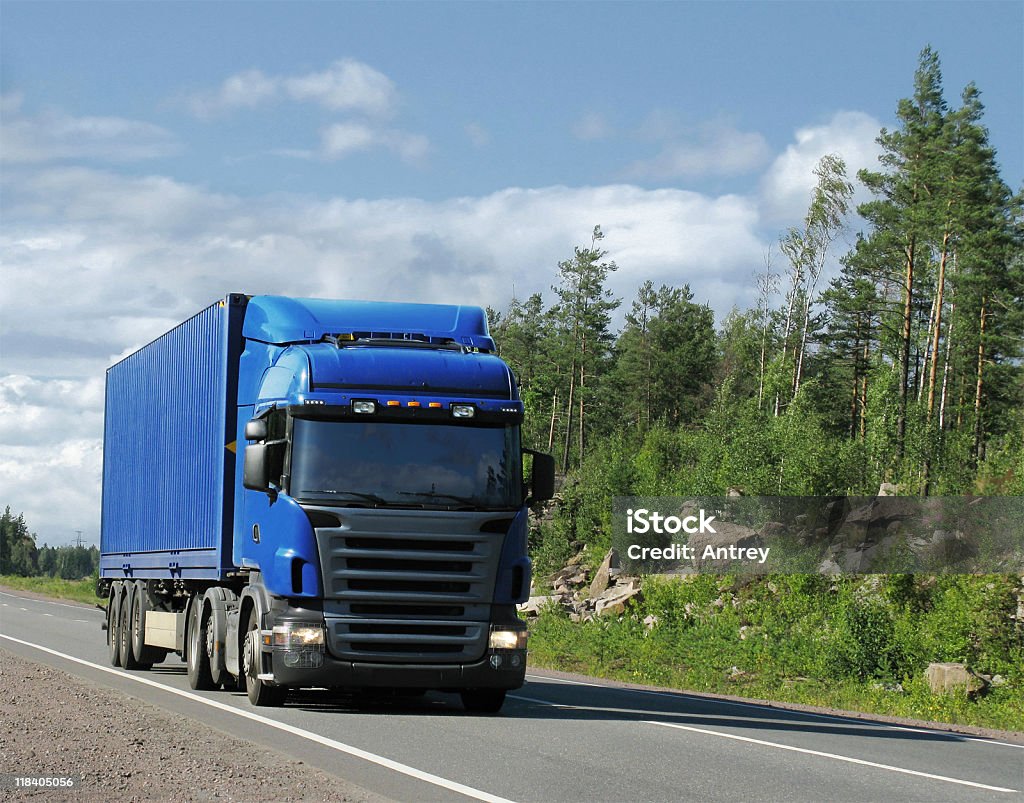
[451, 404, 476, 419]
[272, 624, 326, 649]
[488, 628, 527, 650]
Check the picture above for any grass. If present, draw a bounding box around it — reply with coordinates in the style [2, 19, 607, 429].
[0, 575, 100, 607]
[525, 574, 1024, 733]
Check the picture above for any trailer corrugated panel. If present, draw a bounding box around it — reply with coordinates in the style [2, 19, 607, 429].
[100, 296, 246, 580]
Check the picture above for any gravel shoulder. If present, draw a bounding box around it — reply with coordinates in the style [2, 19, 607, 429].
[0, 648, 391, 802]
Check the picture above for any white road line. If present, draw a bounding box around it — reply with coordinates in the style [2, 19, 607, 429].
[526, 672, 1024, 750]
[0, 590, 102, 613]
[0, 633, 514, 803]
[509, 693, 1019, 794]
[648, 720, 1019, 794]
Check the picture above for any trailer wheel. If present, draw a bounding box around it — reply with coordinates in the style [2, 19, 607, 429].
[107, 586, 121, 667]
[130, 583, 157, 669]
[460, 688, 506, 714]
[186, 597, 216, 690]
[118, 593, 138, 669]
[243, 608, 286, 707]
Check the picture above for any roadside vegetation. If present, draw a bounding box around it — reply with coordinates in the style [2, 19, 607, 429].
[0, 506, 100, 605]
[0, 575, 98, 606]
[496, 48, 1023, 733]
[527, 573, 1023, 733]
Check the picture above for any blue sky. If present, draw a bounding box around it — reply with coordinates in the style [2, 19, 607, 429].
[4, 2, 1021, 199]
[1, 1, 1022, 544]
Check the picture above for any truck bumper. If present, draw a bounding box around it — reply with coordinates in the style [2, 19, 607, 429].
[269, 650, 527, 689]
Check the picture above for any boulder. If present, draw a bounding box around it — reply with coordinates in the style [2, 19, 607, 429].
[517, 595, 561, 616]
[908, 529, 978, 565]
[759, 521, 788, 538]
[594, 581, 641, 617]
[925, 662, 988, 696]
[688, 521, 762, 569]
[588, 548, 620, 598]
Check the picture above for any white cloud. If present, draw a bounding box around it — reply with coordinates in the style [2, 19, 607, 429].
[1, 106, 884, 544]
[759, 111, 883, 223]
[628, 122, 772, 179]
[1, 167, 769, 543]
[573, 111, 613, 141]
[183, 58, 396, 119]
[321, 122, 377, 157]
[320, 123, 428, 164]
[0, 376, 104, 545]
[284, 59, 396, 116]
[0, 107, 178, 164]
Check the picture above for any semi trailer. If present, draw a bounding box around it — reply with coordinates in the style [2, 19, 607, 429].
[98, 293, 554, 712]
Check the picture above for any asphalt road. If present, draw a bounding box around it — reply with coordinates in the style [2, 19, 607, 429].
[2, 588, 1022, 802]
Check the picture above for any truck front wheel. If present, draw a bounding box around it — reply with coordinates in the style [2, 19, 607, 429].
[243, 608, 286, 707]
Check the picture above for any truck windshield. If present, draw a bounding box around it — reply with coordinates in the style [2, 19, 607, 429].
[290, 419, 522, 510]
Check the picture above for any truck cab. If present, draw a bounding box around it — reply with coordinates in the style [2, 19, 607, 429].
[236, 296, 553, 709]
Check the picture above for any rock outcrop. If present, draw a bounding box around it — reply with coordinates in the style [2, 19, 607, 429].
[518, 548, 642, 622]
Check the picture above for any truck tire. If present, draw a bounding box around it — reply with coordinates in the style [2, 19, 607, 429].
[243, 608, 286, 707]
[107, 586, 121, 667]
[129, 582, 158, 669]
[186, 596, 216, 690]
[118, 593, 138, 669]
[460, 688, 506, 714]
[203, 588, 234, 689]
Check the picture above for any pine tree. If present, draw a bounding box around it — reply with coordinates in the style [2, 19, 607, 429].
[857, 46, 948, 458]
[549, 226, 620, 471]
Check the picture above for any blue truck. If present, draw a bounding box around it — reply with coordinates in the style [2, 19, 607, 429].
[98, 293, 553, 711]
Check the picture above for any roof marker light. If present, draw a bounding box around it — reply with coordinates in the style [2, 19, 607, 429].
[429, 402, 442, 408]
[407, 401, 421, 407]
[387, 400, 401, 407]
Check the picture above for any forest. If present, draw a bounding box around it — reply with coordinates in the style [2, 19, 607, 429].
[487, 47, 1023, 573]
[0, 507, 99, 581]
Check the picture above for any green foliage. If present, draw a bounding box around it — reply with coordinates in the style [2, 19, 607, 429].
[527, 573, 1024, 731]
[499, 46, 1024, 730]
[0, 575, 99, 606]
[0, 508, 97, 580]
[1, 507, 37, 576]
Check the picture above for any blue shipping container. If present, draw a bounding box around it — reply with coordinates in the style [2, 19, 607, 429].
[99, 294, 247, 580]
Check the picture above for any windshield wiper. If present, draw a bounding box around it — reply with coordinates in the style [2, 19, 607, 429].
[397, 491, 488, 509]
[303, 490, 388, 506]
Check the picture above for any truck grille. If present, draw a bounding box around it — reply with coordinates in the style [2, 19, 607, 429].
[307, 506, 513, 663]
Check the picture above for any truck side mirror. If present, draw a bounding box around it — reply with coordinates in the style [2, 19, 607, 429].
[525, 450, 555, 503]
[243, 444, 270, 491]
[244, 441, 286, 494]
[245, 417, 268, 441]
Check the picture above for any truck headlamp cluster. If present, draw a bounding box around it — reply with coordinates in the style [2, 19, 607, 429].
[352, 400, 377, 415]
[272, 624, 326, 649]
[451, 404, 476, 419]
[272, 623, 326, 669]
[488, 627, 527, 651]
